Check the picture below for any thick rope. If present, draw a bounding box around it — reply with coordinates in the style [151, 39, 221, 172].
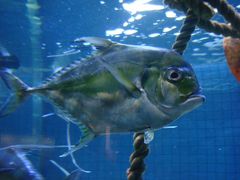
[164, 0, 240, 38]
[164, 0, 214, 20]
[127, 133, 149, 180]
[198, 19, 240, 38]
[203, 0, 240, 31]
[172, 9, 198, 55]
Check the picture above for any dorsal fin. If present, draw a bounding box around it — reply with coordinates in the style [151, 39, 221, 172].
[42, 60, 82, 86]
[74, 37, 116, 51]
[43, 37, 125, 86]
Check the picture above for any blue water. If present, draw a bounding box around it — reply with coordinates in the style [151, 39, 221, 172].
[0, 0, 240, 179]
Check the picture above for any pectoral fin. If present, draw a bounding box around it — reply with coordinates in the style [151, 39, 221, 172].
[99, 57, 142, 98]
[73, 37, 141, 97]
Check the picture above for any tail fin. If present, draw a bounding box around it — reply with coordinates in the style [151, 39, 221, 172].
[0, 71, 30, 117]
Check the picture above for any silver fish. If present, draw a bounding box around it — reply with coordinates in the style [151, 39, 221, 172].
[0, 37, 205, 155]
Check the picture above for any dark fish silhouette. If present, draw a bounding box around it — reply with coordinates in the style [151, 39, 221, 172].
[0, 44, 20, 69]
[0, 147, 43, 180]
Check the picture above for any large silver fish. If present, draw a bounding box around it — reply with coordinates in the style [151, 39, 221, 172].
[0, 37, 205, 154]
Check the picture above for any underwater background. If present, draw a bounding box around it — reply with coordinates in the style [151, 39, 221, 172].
[0, 0, 240, 179]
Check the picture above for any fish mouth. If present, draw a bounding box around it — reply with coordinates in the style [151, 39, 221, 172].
[157, 90, 205, 113]
[189, 93, 205, 101]
[181, 91, 205, 107]
[188, 91, 206, 103]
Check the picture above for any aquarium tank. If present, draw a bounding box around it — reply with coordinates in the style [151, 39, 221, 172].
[0, 0, 240, 179]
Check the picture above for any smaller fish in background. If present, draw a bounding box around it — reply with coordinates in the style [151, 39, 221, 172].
[0, 44, 20, 109]
[223, 37, 240, 81]
[0, 147, 43, 180]
[0, 44, 20, 70]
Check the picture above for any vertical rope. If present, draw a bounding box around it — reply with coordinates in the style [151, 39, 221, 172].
[127, 8, 198, 180]
[172, 9, 199, 55]
[127, 133, 149, 180]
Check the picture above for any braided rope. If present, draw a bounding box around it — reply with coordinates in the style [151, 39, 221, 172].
[204, 0, 240, 31]
[164, 0, 240, 38]
[172, 9, 199, 55]
[164, 0, 214, 20]
[127, 133, 149, 180]
[198, 19, 240, 38]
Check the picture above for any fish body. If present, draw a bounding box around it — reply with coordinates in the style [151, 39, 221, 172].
[0, 148, 43, 180]
[42, 45, 173, 133]
[0, 37, 205, 152]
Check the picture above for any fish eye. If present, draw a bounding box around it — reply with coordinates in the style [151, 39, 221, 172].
[166, 69, 182, 82]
